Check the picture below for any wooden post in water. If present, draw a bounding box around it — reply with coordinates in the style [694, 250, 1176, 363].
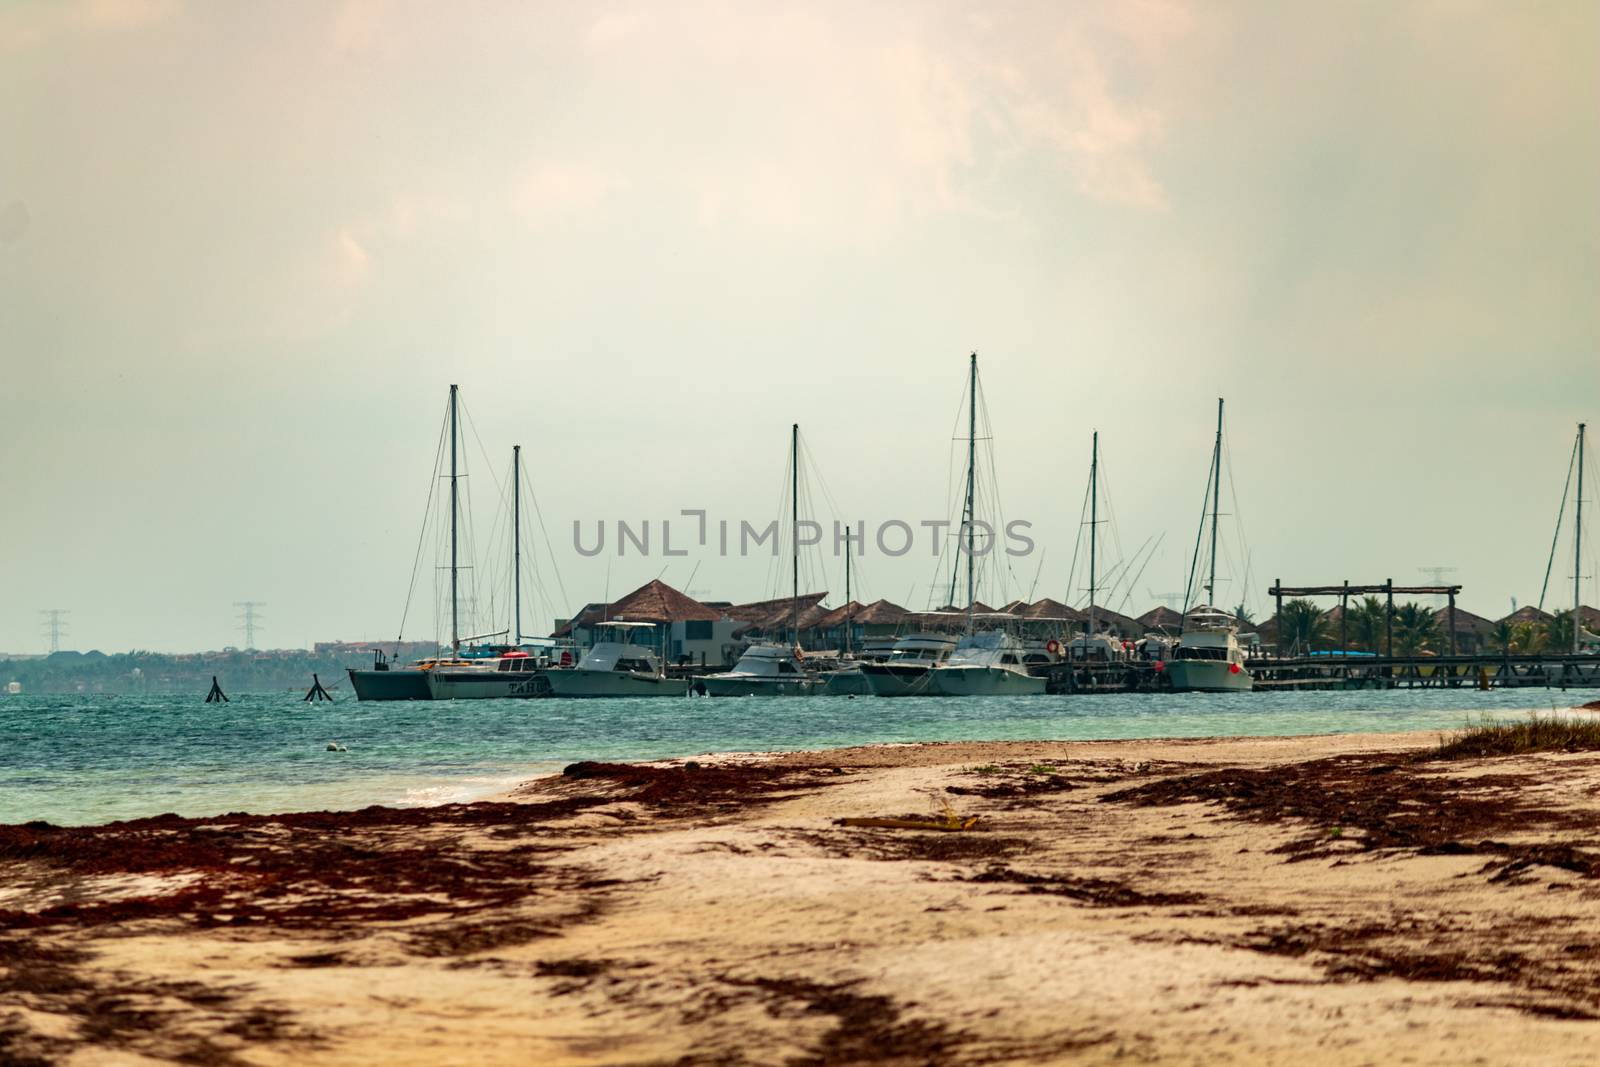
[1448, 589, 1458, 658]
[1340, 580, 1349, 657]
[304, 674, 333, 702]
[1384, 578, 1394, 659]
[205, 676, 228, 703]
[1274, 579, 1283, 654]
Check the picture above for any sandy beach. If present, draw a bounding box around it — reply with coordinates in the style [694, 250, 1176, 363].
[3, 728, 1598, 1066]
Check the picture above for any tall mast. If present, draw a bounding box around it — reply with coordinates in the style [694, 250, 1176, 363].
[844, 529, 853, 656]
[1089, 431, 1098, 636]
[1577, 422, 1587, 655]
[966, 352, 977, 632]
[449, 383, 460, 653]
[512, 444, 522, 647]
[1206, 397, 1223, 607]
[791, 422, 800, 647]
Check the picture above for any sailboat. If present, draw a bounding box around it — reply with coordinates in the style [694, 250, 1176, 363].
[349, 384, 484, 701]
[1066, 431, 1128, 663]
[927, 353, 1046, 696]
[819, 530, 876, 695]
[698, 424, 818, 696]
[1538, 422, 1597, 654]
[1164, 398, 1253, 693]
[426, 445, 567, 699]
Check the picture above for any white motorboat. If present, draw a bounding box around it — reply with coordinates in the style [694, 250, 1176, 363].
[1162, 607, 1253, 692]
[1067, 633, 1127, 662]
[859, 633, 958, 696]
[929, 629, 1046, 696]
[819, 637, 894, 695]
[546, 622, 688, 698]
[696, 644, 815, 697]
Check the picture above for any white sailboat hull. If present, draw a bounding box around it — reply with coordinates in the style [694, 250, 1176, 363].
[426, 670, 551, 699]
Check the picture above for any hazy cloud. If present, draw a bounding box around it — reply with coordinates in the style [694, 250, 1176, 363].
[1, 0, 1594, 651]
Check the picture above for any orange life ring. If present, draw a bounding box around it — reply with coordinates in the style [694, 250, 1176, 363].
[1046, 639, 1061, 654]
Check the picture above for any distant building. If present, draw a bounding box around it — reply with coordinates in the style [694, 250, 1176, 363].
[314, 640, 439, 660]
[1434, 606, 1494, 654]
[724, 592, 830, 644]
[811, 599, 910, 650]
[1498, 605, 1556, 628]
[999, 598, 1087, 640]
[554, 579, 741, 667]
[1136, 606, 1185, 634]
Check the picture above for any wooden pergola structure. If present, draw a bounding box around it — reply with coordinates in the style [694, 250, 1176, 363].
[1267, 580, 1465, 657]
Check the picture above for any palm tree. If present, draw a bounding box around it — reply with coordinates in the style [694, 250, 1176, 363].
[1232, 603, 1256, 627]
[1512, 622, 1548, 654]
[1547, 614, 1575, 652]
[1346, 596, 1385, 652]
[1277, 599, 1327, 655]
[1393, 602, 1440, 656]
[1488, 619, 1517, 653]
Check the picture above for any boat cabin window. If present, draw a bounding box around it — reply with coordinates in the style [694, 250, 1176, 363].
[778, 661, 799, 674]
[1175, 646, 1226, 661]
[1000, 653, 1019, 665]
[615, 657, 655, 673]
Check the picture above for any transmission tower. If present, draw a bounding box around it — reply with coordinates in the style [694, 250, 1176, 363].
[234, 601, 265, 650]
[1149, 590, 1184, 612]
[40, 609, 68, 653]
[1417, 566, 1457, 605]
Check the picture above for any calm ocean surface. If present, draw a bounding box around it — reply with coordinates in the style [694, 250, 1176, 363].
[0, 688, 1582, 826]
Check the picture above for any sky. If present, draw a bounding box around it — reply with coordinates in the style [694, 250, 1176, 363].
[2, 0, 1597, 654]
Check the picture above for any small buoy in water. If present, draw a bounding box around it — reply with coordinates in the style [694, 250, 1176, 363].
[326, 741, 347, 752]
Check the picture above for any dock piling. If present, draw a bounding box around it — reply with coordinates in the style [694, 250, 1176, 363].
[304, 673, 333, 702]
[205, 676, 228, 703]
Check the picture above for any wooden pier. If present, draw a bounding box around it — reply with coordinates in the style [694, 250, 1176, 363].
[1039, 654, 1600, 695]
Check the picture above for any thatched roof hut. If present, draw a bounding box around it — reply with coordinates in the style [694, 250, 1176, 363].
[1498, 605, 1556, 627]
[811, 601, 864, 632]
[726, 592, 831, 637]
[853, 599, 911, 626]
[1136, 606, 1184, 632]
[1434, 606, 1494, 637]
[1088, 607, 1144, 636]
[1020, 598, 1086, 623]
[811, 599, 912, 643]
[811, 598, 912, 628]
[554, 579, 722, 637]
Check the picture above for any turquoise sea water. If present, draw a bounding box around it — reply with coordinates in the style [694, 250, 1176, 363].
[0, 689, 1584, 826]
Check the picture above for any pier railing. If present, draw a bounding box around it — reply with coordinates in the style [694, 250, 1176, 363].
[1038, 654, 1600, 694]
